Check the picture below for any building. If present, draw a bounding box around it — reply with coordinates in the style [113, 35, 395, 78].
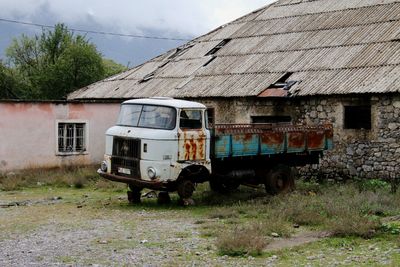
[0, 101, 120, 172]
[3, 0, 400, 180]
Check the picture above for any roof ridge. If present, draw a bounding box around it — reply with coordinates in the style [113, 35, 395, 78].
[225, 1, 399, 25]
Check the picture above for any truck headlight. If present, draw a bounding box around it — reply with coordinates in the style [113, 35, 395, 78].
[100, 161, 108, 172]
[147, 167, 157, 179]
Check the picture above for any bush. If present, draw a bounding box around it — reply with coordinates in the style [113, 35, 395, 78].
[216, 225, 268, 257]
[274, 193, 327, 226]
[328, 212, 380, 238]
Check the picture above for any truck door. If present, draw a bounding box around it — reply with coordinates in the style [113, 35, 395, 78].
[178, 109, 206, 161]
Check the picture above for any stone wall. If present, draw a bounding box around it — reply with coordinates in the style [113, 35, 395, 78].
[195, 94, 400, 181]
[298, 95, 400, 181]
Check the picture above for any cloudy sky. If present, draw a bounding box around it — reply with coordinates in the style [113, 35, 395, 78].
[0, 0, 275, 67]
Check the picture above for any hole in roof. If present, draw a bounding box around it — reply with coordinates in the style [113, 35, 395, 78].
[203, 56, 217, 67]
[168, 44, 194, 60]
[205, 39, 232, 56]
[269, 72, 295, 89]
[139, 72, 155, 83]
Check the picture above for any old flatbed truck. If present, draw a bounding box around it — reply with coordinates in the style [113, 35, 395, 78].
[98, 98, 333, 204]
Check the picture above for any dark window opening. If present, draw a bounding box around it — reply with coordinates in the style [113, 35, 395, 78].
[205, 39, 231, 56]
[203, 56, 216, 67]
[251, 116, 292, 124]
[344, 105, 371, 130]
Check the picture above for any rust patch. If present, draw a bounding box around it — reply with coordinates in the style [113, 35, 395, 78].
[307, 130, 325, 149]
[182, 130, 206, 161]
[288, 132, 305, 148]
[261, 132, 285, 145]
[258, 88, 288, 97]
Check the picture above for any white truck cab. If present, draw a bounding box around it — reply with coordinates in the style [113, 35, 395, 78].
[98, 97, 211, 202]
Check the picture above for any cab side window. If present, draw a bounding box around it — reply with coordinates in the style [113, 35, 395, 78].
[180, 110, 202, 129]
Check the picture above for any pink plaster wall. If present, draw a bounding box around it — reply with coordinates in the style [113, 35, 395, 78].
[0, 102, 120, 172]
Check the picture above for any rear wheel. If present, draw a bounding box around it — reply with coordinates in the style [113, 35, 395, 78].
[265, 164, 295, 194]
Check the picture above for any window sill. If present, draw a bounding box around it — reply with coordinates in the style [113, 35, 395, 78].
[56, 151, 89, 157]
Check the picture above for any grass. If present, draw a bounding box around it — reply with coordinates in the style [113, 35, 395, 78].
[216, 224, 268, 257]
[0, 169, 399, 264]
[0, 165, 126, 192]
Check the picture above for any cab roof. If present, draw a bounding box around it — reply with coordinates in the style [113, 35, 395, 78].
[122, 97, 206, 109]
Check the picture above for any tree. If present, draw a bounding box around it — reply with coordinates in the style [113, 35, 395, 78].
[0, 61, 28, 99]
[102, 58, 128, 78]
[6, 24, 105, 100]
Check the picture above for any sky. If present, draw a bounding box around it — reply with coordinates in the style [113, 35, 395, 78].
[0, 0, 275, 67]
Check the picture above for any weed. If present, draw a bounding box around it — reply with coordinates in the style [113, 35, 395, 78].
[216, 224, 268, 257]
[328, 212, 380, 238]
[274, 193, 327, 226]
[381, 222, 400, 235]
[357, 178, 390, 192]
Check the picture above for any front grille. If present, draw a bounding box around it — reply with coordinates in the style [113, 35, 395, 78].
[111, 137, 140, 177]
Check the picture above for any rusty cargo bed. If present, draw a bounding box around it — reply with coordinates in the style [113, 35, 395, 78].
[212, 123, 333, 159]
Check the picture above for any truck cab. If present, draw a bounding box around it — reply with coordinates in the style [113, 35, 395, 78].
[98, 97, 212, 202]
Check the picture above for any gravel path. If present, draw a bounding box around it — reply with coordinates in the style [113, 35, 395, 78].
[1, 194, 398, 266]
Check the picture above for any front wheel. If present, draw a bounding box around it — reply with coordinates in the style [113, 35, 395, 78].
[265, 164, 295, 195]
[177, 180, 195, 199]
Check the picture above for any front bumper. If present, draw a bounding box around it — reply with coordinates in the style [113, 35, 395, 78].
[97, 169, 173, 191]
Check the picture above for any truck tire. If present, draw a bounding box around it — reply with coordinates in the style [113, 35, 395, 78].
[128, 185, 142, 204]
[265, 164, 295, 195]
[177, 180, 195, 199]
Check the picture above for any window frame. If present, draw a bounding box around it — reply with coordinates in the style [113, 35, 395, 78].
[179, 109, 204, 130]
[56, 120, 89, 156]
[116, 104, 177, 130]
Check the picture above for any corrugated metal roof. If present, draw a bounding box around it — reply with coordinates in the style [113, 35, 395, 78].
[69, 0, 400, 100]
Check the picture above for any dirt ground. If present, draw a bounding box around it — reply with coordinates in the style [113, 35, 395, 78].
[0, 187, 399, 266]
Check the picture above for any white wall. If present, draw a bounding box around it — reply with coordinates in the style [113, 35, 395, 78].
[0, 101, 120, 172]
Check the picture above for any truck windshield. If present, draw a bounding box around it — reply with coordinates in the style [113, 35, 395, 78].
[117, 104, 176, 130]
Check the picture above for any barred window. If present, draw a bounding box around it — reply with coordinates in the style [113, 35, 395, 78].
[58, 123, 86, 153]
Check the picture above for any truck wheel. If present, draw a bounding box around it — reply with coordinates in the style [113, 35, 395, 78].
[128, 185, 142, 204]
[265, 165, 295, 195]
[177, 180, 195, 199]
